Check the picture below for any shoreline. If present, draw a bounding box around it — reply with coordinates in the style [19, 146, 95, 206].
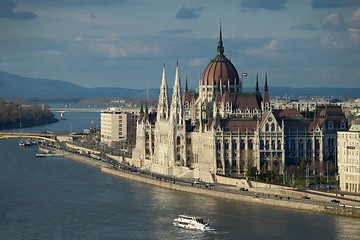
[40, 145, 360, 218]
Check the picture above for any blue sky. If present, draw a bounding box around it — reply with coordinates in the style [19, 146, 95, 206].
[1, 0, 360, 90]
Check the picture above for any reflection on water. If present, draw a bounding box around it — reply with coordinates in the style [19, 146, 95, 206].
[335, 217, 360, 239]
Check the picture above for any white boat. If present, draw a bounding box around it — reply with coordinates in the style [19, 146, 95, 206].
[173, 215, 215, 231]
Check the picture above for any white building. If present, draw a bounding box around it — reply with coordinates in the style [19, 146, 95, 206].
[130, 26, 348, 183]
[100, 108, 138, 146]
[337, 124, 360, 193]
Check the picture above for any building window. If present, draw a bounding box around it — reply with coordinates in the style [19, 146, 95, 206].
[265, 140, 270, 150]
[277, 140, 281, 150]
[248, 140, 253, 150]
[299, 139, 304, 150]
[232, 140, 237, 150]
[240, 140, 245, 150]
[224, 139, 229, 150]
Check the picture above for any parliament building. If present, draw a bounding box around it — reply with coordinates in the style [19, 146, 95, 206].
[130, 27, 348, 182]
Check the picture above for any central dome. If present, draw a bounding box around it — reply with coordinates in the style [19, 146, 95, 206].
[201, 28, 240, 87]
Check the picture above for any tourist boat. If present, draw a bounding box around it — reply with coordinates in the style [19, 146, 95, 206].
[173, 215, 215, 231]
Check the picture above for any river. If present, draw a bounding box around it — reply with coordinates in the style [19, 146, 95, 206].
[0, 108, 360, 239]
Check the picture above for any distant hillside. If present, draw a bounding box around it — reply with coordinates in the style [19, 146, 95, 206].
[0, 71, 359, 99]
[0, 71, 142, 98]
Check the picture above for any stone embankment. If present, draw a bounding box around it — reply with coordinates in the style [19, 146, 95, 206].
[101, 166, 360, 218]
[40, 145, 360, 218]
[38, 145, 110, 169]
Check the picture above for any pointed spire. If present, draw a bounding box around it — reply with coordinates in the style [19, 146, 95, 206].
[255, 73, 260, 94]
[263, 73, 270, 110]
[217, 19, 224, 55]
[170, 62, 184, 125]
[264, 73, 268, 92]
[157, 63, 170, 121]
[183, 76, 191, 103]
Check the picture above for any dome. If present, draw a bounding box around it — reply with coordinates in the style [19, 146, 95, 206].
[201, 28, 240, 87]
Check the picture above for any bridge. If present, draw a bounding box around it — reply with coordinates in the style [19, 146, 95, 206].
[0, 132, 61, 142]
[50, 108, 104, 113]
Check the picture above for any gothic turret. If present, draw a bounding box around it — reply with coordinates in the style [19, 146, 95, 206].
[169, 62, 184, 125]
[157, 63, 170, 121]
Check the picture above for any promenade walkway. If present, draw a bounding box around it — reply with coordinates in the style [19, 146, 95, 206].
[0, 132, 59, 142]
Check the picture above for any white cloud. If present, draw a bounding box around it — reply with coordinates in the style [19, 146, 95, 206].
[188, 58, 206, 67]
[321, 12, 344, 29]
[348, 8, 360, 28]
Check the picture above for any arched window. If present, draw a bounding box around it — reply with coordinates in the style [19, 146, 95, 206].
[240, 140, 245, 150]
[315, 139, 320, 150]
[271, 123, 275, 131]
[299, 139, 304, 150]
[224, 139, 229, 150]
[265, 123, 269, 131]
[271, 140, 276, 150]
[177, 136, 181, 145]
[265, 140, 270, 150]
[232, 140, 237, 150]
[248, 139, 253, 150]
[277, 140, 281, 150]
[216, 140, 221, 150]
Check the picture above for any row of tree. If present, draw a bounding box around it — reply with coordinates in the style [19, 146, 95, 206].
[0, 100, 58, 130]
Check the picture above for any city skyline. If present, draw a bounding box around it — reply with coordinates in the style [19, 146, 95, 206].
[1, 0, 360, 89]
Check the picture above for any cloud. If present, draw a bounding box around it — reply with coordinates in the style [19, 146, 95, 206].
[290, 23, 318, 31]
[311, 0, 360, 8]
[348, 8, 360, 28]
[321, 13, 344, 29]
[240, 0, 288, 11]
[188, 58, 207, 67]
[176, 6, 204, 19]
[19, 0, 126, 7]
[0, 0, 37, 20]
[161, 29, 192, 35]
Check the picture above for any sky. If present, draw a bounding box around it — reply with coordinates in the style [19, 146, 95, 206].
[0, 0, 360, 90]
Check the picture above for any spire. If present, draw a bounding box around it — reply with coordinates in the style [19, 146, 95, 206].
[156, 63, 170, 121]
[183, 76, 191, 103]
[263, 73, 270, 110]
[217, 19, 224, 55]
[264, 73, 269, 92]
[255, 73, 260, 94]
[170, 62, 184, 125]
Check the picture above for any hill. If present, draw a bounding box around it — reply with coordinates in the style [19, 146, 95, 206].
[0, 71, 359, 99]
[0, 71, 142, 99]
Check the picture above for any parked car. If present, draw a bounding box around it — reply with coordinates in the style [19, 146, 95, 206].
[239, 187, 248, 191]
[302, 196, 311, 199]
[330, 199, 340, 204]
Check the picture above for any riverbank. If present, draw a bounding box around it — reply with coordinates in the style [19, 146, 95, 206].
[40, 145, 360, 218]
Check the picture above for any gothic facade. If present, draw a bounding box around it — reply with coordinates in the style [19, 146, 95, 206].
[131, 28, 348, 182]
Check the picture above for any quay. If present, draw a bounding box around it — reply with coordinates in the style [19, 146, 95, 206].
[38, 145, 360, 218]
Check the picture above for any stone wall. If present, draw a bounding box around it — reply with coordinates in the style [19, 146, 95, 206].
[101, 166, 360, 217]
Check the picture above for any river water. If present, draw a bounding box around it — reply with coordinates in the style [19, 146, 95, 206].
[1, 109, 360, 239]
